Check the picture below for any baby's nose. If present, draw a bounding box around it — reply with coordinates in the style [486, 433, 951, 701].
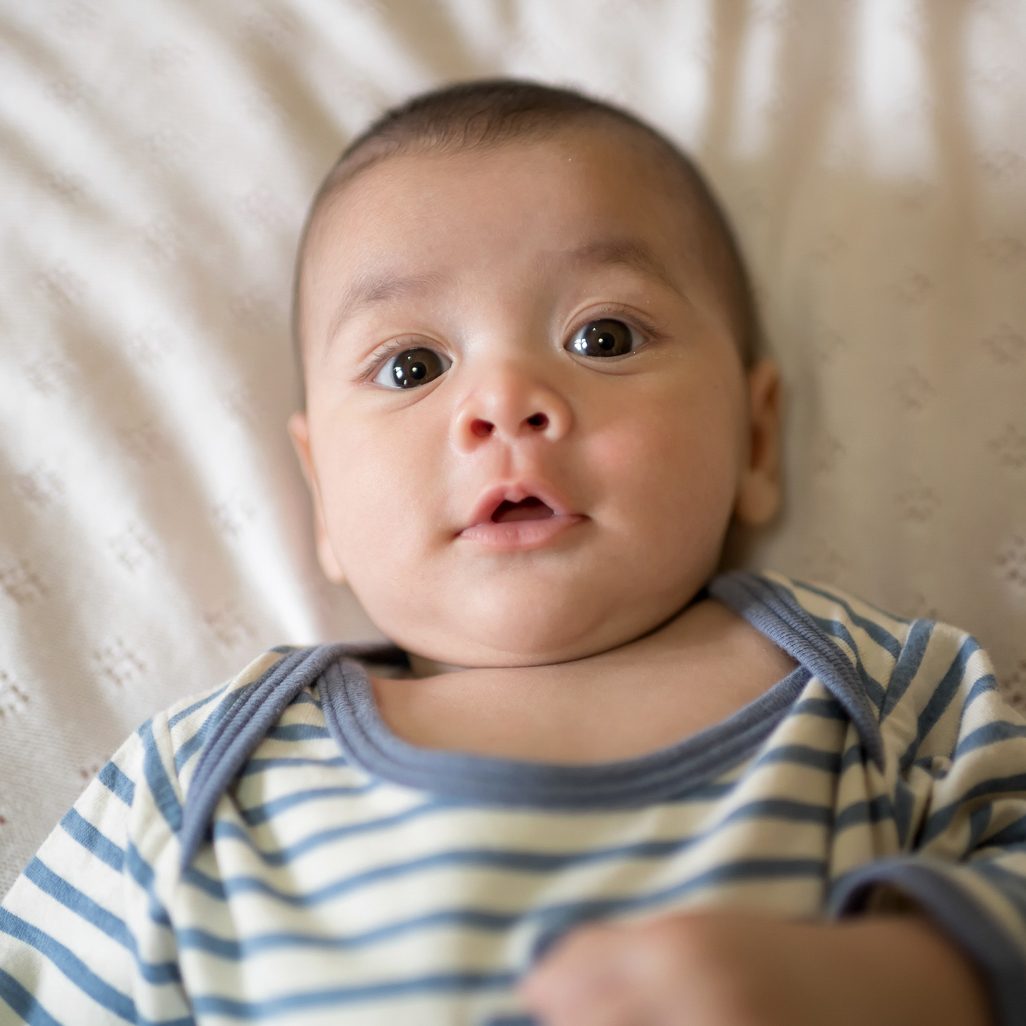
[451, 367, 571, 451]
[469, 411, 550, 438]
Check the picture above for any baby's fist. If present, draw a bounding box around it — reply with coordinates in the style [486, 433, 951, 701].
[519, 908, 992, 1026]
[520, 911, 793, 1026]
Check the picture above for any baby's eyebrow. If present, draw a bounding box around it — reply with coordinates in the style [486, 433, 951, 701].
[566, 238, 683, 297]
[327, 269, 445, 343]
[324, 238, 681, 347]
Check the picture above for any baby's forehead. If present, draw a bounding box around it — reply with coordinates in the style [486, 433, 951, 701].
[306, 131, 695, 302]
[307, 126, 710, 291]
[330, 120, 701, 227]
[296, 118, 755, 367]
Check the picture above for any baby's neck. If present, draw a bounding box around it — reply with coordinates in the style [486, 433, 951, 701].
[406, 652, 468, 677]
[370, 598, 797, 765]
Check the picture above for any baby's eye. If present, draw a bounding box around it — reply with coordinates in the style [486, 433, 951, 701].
[374, 347, 450, 389]
[567, 319, 637, 358]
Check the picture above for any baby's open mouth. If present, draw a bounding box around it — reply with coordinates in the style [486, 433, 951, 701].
[491, 497, 555, 522]
[459, 486, 581, 548]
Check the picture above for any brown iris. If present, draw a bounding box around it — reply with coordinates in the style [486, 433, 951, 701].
[569, 319, 634, 357]
[388, 348, 448, 388]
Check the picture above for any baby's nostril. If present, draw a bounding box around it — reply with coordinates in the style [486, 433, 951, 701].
[471, 418, 494, 438]
[526, 413, 548, 430]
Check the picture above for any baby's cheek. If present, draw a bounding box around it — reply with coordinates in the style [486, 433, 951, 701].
[583, 402, 740, 542]
[326, 434, 445, 567]
[581, 420, 645, 478]
[583, 411, 711, 490]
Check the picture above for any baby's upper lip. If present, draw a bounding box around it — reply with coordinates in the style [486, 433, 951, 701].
[461, 480, 576, 532]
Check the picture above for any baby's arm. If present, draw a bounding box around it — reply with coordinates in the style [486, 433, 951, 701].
[0, 717, 188, 1024]
[525, 626, 1026, 1025]
[521, 908, 990, 1026]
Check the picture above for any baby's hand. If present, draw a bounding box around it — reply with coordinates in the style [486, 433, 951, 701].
[519, 909, 992, 1026]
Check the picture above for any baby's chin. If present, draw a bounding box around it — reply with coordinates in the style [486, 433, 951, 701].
[376, 594, 684, 670]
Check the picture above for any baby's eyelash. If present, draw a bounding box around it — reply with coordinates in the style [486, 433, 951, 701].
[573, 304, 665, 344]
[358, 339, 420, 381]
[358, 306, 663, 381]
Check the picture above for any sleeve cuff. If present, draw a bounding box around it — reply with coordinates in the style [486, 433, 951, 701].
[829, 858, 1025, 1026]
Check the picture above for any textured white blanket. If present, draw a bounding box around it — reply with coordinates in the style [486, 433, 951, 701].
[1, 0, 1024, 897]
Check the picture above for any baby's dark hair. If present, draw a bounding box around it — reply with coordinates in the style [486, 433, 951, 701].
[293, 79, 760, 369]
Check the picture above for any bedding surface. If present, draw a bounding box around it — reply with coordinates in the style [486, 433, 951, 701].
[1, 0, 1025, 897]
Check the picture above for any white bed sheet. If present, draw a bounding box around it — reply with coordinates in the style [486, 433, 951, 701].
[1, 0, 1025, 896]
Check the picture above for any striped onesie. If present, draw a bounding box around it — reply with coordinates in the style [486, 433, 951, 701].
[2, 571, 1025, 1024]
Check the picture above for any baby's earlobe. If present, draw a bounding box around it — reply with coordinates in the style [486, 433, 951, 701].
[286, 411, 347, 584]
[734, 473, 781, 526]
[735, 360, 782, 526]
[287, 411, 314, 486]
[315, 528, 347, 584]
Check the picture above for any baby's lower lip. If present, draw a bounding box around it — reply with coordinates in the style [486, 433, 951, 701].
[458, 514, 587, 550]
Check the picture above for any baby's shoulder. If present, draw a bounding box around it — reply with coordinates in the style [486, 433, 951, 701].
[762, 571, 986, 677]
[755, 571, 1000, 744]
[162, 646, 298, 762]
[91, 648, 298, 806]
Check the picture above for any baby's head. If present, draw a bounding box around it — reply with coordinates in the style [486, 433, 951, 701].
[289, 80, 781, 668]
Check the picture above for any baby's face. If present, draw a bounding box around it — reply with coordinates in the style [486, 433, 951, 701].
[291, 126, 778, 667]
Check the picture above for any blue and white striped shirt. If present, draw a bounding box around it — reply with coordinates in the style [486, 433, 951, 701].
[2, 572, 1025, 1024]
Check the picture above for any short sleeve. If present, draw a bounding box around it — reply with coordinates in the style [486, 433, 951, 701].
[0, 715, 191, 1025]
[831, 626, 1026, 1026]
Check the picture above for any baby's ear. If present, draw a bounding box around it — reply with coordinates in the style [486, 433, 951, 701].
[287, 411, 347, 584]
[733, 359, 782, 527]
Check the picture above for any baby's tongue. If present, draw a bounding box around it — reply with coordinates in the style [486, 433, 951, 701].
[492, 497, 554, 522]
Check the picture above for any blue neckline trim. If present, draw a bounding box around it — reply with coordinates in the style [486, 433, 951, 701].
[709, 574, 885, 769]
[179, 571, 885, 866]
[316, 570, 886, 804]
[319, 658, 811, 808]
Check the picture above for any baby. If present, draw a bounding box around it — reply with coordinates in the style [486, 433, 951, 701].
[1, 79, 1023, 1026]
